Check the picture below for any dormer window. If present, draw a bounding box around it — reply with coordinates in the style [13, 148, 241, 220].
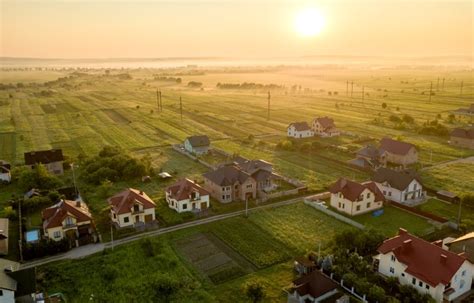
[64, 217, 74, 226]
[133, 204, 140, 212]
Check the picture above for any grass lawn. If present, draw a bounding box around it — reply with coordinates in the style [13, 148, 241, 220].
[421, 162, 474, 196]
[417, 198, 474, 224]
[352, 204, 435, 237]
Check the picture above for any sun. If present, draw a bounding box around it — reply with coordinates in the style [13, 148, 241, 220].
[294, 8, 325, 37]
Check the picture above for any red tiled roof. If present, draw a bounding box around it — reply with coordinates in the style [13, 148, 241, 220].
[329, 178, 385, 202]
[451, 128, 474, 140]
[24, 149, 64, 165]
[292, 270, 338, 299]
[108, 188, 156, 215]
[166, 178, 209, 201]
[380, 137, 416, 156]
[42, 200, 93, 229]
[314, 117, 336, 129]
[377, 229, 466, 287]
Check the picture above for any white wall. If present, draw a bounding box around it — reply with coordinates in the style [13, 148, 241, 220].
[113, 208, 155, 228]
[0, 173, 11, 183]
[376, 179, 423, 203]
[0, 288, 15, 303]
[287, 126, 314, 138]
[329, 188, 383, 216]
[166, 192, 210, 213]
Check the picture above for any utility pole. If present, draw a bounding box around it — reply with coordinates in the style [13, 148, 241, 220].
[460, 81, 464, 95]
[457, 197, 463, 230]
[159, 90, 163, 112]
[71, 163, 78, 197]
[362, 86, 365, 102]
[351, 82, 353, 98]
[18, 198, 23, 262]
[346, 81, 348, 96]
[442, 78, 445, 91]
[179, 96, 183, 122]
[436, 77, 439, 91]
[267, 91, 271, 121]
[429, 81, 433, 103]
[156, 90, 160, 112]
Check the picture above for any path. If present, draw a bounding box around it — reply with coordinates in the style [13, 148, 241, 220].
[421, 156, 474, 171]
[20, 196, 306, 269]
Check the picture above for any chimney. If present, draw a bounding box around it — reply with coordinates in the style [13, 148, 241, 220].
[432, 240, 443, 247]
[76, 201, 81, 208]
[398, 228, 408, 235]
[440, 254, 447, 263]
[139, 190, 143, 195]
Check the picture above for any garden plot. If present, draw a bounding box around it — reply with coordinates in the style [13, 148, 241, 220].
[101, 108, 131, 124]
[175, 232, 255, 284]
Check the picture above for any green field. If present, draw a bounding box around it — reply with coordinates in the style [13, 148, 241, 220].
[421, 162, 474, 196]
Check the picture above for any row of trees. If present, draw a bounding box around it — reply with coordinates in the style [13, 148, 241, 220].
[216, 82, 283, 90]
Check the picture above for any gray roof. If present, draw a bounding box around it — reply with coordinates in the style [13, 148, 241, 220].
[24, 149, 64, 165]
[185, 135, 210, 148]
[372, 167, 422, 191]
[288, 122, 311, 131]
[0, 258, 20, 291]
[451, 128, 474, 139]
[236, 159, 272, 174]
[203, 165, 251, 186]
[356, 145, 382, 159]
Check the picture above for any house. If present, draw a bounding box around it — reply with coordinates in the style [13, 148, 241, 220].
[202, 165, 256, 203]
[42, 200, 97, 246]
[453, 104, 474, 118]
[0, 160, 11, 183]
[166, 178, 210, 213]
[379, 137, 418, 167]
[372, 167, 426, 205]
[374, 228, 472, 303]
[450, 127, 474, 149]
[446, 233, 474, 264]
[184, 135, 210, 155]
[294, 257, 317, 276]
[328, 178, 384, 216]
[287, 270, 339, 303]
[24, 149, 64, 175]
[436, 190, 460, 203]
[108, 188, 156, 228]
[349, 145, 384, 170]
[233, 158, 279, 193]
[287, 122, 313, 139]
[311, 117, 340, 137]
[0, 218, 8, 255]
[0, 259, 37, 303]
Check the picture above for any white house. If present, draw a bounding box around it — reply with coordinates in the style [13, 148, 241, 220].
[311, 117, 340, 137]
[184, 135, 210, 155]
[108, 188, 156, 228]
[42, 200, 97, 246]
[328, 178, 385, 216]
[0, 161, 11, 183]
[166, 178, 210, 213]
[372, 168, 426, 205]
[287, 122, 314, 139]
[375, 228, 472, 303]
[287, 270, 339, 303]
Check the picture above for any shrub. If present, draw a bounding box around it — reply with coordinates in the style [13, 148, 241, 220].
[242, 280, 266, 303]
[389, 115, 401, 123]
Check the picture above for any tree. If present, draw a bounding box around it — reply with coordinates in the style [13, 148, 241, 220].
[18, 164, 61, 191]
[242, 280, 266, 303]
[382, 102, 387, 109]
[368, 285, 386, 303]
[150, 275, 180, 302]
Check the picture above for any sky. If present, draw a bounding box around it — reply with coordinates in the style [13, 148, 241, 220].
[1, 0, 473, 59]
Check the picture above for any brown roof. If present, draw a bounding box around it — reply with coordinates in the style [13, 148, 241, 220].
[288, 122, 311, 132]
[451, 128, 474, 139]
[329, 178, 385, 202]
[377, 228, 466, 287]
[372, 168, 422, 191]
[166, 178, 209, 201]
[108, 188, 156, 215]
[203, 165, 251, 186]
[24, 149, 64, 165]
[185, 135, 210, 147]
[314, 117, 335, 129]
[379, 137, 416, 155]
[42, 200, 93, 229]
[235, 159, 272, 174]
[356, 145, 382, 160]
[292, 270, 338, 299]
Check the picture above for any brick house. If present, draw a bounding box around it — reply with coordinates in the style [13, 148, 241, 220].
[379, 137, 418, 167]
[329, 178, 384, 216]
[311, 117, 340, 137]
[203, 165, 257, 203]
[24, 149, 64, 175]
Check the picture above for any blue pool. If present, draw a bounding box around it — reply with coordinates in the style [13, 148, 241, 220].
[25, 229, 40, 243]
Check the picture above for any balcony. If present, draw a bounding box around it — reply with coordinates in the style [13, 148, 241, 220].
[132, 209, 144, 214]
[63, 223, 77, 230]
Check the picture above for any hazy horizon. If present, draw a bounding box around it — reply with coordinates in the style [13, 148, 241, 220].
[1, 0, 473, 59]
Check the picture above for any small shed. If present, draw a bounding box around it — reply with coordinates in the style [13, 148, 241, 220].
[436, 190, 460, 203]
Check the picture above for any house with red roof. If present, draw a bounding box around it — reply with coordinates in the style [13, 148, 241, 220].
[42, 200, 97, 246]
[311, 116, 340, 137]
[329, 178, 385, 216]
[374, 228, 472, 303]
[108, 188, 156, 228]
[165, 179, 210, 213]
[287, 122, 314, 139]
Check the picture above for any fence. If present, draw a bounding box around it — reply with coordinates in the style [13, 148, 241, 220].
[172, 144, 215, 169]
[388, 200, 448, 223]
[303, 199, 365, 230]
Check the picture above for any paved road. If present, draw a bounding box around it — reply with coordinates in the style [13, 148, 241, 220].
[20, 196, 307, 269]
[420, 156, 474, 171]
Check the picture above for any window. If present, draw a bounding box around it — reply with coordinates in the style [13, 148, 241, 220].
[391, 255, 396, 262]
[53, 231, 61, 238]
[425, 285, 429, 290]
[401, 273, 405, 277]
[388, 192, 392, 196]
[222, 195, 226, 200]
[419, 281, 423, 287]
[413, 183, 417, 190]
[0, 290, 3, 296]
[383, 190, 387, 195]
[462, 270, 466, 276]
[235, 185, 239, 189]
[183, 204, 188, 210]
[389, 267, 395, 274]
[65, 216, 74, 226]
[367, 202, 371, 208]
[113, 213, 116, 219]
[124, 216, 129, 223]
[412, 278, 416, 285]
[358, 195, 363, 201]
[460, 280, 465, 289]
[356, 205, 361, 211]
[246, 184, 252, 189]
[226, 195, 231, 199]
[366, 193, 371, 199]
